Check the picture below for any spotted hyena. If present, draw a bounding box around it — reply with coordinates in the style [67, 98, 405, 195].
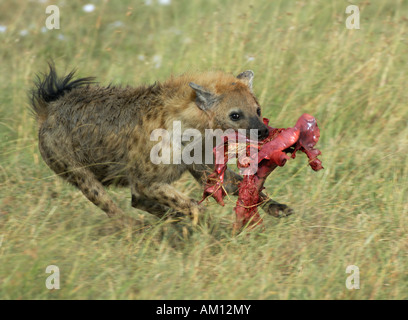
[30, 63, 292, 227]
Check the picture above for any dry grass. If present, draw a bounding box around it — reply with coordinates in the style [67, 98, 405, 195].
[0, 0, 407, 299]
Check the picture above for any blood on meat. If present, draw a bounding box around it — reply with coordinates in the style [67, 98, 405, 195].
[200, 113, 323, 231]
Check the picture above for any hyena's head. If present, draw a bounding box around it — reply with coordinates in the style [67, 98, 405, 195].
[189, 70, 269, 140]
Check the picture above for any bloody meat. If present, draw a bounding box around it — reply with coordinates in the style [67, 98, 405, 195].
[200, 113, 323, 231]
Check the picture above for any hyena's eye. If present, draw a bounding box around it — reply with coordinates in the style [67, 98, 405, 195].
[256, 107, 261, 117]
[229, 112, 242, 121]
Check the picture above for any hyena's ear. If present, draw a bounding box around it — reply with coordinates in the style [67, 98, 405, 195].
[189, 82, 218, 111]
[237, 70, 254, 90]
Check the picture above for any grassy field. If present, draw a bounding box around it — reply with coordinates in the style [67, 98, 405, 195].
[0, 0, 407, 300]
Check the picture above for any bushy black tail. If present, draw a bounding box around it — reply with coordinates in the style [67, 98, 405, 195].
[30, 62, 95, 123]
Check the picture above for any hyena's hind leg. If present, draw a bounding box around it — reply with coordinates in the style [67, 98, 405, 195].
[188, 164, 294, 218]
[59, 166, 137, 226]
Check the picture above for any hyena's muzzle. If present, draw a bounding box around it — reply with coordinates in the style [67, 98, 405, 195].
[248, 116, 269, 140]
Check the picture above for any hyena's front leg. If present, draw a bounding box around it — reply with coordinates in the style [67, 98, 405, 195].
[134, 182, 201, 224]
[130, 186, 172, 218]
[188, 164, 294, 218]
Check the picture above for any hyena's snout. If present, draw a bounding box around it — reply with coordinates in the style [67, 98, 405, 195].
[257, 125, 269, 140]
[249, 116, 269, 140]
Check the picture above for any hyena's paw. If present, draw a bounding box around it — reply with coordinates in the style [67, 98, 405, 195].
[261, 201, 294, 218]
[166, 200, 203, 226]
[163, 205, 202, 239]
[173, 200, 203, 226]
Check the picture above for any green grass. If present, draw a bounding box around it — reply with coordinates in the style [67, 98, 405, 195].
[0, 0, 407, 299]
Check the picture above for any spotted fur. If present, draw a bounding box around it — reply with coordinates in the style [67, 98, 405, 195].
[30, 63, 291, 227]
